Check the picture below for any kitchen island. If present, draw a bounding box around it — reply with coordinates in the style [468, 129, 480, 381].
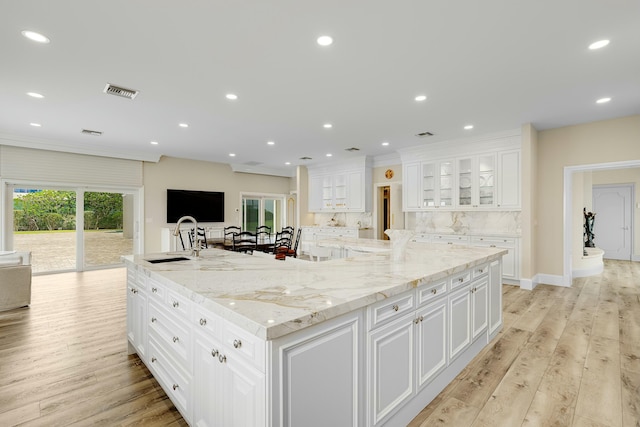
[124, 241, 506, 426]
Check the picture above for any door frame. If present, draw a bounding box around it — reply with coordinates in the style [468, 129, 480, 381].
[239, 192, 287, 231]
[372, 181, 404, 240]
[563, 160, 639, 285]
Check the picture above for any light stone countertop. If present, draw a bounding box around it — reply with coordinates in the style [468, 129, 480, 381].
[123, 241, 506, 340]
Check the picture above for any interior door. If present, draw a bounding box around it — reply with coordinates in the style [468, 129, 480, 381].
[592, 185, 632, 260]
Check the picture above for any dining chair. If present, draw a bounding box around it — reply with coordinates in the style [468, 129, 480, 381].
[232, 231, 257, 254]
[224, 226, 241, 249]
[189, 227, 208, 249]
[269, 231, 292, 253]
[286, 228, 302, 258]
[255, 225, 272, 250]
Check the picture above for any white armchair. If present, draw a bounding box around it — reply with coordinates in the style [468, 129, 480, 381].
[0, 251, 32, 311]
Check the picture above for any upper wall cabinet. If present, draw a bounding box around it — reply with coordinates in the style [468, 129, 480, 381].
[400, 130, 521, 211]
[308, 157, 372, 212]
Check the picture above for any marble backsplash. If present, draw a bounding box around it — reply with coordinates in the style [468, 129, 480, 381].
[406, 211, 521, 235]
[314, 212, 373, 228]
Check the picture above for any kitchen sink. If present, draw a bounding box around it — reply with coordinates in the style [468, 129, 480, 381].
[145, 257, 190, 264]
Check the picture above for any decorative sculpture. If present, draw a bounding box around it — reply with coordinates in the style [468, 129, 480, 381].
[583, 207, 596, 254]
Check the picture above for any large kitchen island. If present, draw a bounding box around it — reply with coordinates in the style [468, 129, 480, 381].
[124, 240, 506, 427]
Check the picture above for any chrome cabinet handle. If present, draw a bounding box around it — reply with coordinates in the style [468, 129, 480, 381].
[490, 244, 496, 248]
[431, 289, 437, 294]
[414, 316, 424, 324]
[233, 339, 242, 349]
[172, 301, 179, 308]
[151, 357, 157, 363]
[151, 317, 157, 323]
[199, 318, 207, 326]
[458, 278, 464, 283]
[211, 349, 219, 358]
[218, 354, 227, 363]
[172, 384, 179, 390]
[152, 287, 157, 293]
[478, 269, 484, 274]
[172, 336, 179, 343]
[392, 304, 399, 312]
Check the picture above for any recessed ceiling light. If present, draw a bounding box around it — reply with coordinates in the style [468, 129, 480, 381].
[464, 125, 474, 130]
[179, 123, 189, 128]
[285, 162, 291, 165]
[229, 153, 236, 157]
[267, 141, 275, 145]
[27, 92, 44, 98]
[225, 93, 238, 100]
[589, 40, 610, 50]
[21, 30, 50, 43]
[30, 123, 42, 127]
[150, 141, 159, 145]
[596, 97, 611, 104]
[326, 153, 332, 157]
[381, 141, 390, 146]
[317, 36, 333, 46]
[414, 95, 427, 102]
[323, 123, 333, 128]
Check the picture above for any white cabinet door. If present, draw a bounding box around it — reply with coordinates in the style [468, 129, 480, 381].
[369, 314, 415, 425]
[497, 150, 520, 208]
[415, 298, 447, 389]
[448, 285, 471, 361]
[489, 260, 503, 335]
[127, 271, 147, 359]
[222, 355, 266, 427]
[193, 333, 225, 427]
[346, 170, 364, 211]
[403, 162, 421, 210]
[309, 175, 324, 212]
[471, 277, 488, 341]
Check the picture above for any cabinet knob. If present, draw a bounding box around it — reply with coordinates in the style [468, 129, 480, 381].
[172, 336, 180, 343]
[172, 301, 179, 308]
[199, 318, 207, 326]
[211, 349, 219, 358]
[431, 289, 437, 294]
[478, 269, 484, 274]
[419, 315, 424, 322]
[458, 278, 464, 283]
[233, 339, 242, 349]
[172, 384, 179, 391]
[392, 304, 399, 312]
[218, 354, 227, 364]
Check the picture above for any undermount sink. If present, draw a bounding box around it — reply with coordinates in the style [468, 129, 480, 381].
[145, 256, 190, 264]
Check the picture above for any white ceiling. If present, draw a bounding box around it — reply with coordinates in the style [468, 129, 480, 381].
[1, 1, 639, 176]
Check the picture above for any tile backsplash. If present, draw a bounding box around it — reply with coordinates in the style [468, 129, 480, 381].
[314, 212, 373, 228]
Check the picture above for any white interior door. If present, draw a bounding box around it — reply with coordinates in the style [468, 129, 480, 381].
[592, 185, 632, 260]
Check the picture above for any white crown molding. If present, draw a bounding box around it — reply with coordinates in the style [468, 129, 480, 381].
[229, 163, 296, 178]
[0, 133, 161, 162]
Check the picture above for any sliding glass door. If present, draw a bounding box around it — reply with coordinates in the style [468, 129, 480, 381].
[241, 194, 284, 233]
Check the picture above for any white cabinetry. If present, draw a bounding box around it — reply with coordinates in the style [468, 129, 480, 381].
[471, 236, 518, 281]
[497, 149, 520, 208]
[307, 157, 372, 212]
[367, 280, 448, 426]
[126, 266, 147, 359]
[400, 131, 521, 211]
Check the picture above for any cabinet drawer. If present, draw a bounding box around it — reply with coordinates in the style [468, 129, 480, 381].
[410, 234, 430, 243]
[165, 288, 191, 321]
[148, 337, 192, 422]
[471, 236, 516, 247]
[149, 302, 192, 370]
[472, 263, 489, 278]
[222, 321, 266, 372]
[432, 235, 470, 245]
[417, 280, 447, 306]
[192, 304, 222, 337]
[368, 292, 416, 330]
[450, 271, 471, 290]
[147, 279, 165, 303]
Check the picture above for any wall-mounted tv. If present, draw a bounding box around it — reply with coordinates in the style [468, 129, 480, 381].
[166, 189, 225, 223]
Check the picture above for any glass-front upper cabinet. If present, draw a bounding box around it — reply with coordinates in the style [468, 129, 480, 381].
[457, 154, 496, 208]
[422, 160, 453, 208]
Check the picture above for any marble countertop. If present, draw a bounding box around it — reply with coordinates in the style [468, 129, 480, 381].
[124, 241, 506, 340]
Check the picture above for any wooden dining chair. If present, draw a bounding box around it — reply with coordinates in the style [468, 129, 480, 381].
[232, 231, 257, 254]
[286, 228, 302, 258]
[224, 226, 241, 249]
[255, 225, 272, 251]
[189, 227, 208, 249]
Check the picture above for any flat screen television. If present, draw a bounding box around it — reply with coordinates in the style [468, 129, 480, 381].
[166, 189, 225, 223]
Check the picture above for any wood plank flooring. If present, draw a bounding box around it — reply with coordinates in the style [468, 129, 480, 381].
[0, 260, 638, 426]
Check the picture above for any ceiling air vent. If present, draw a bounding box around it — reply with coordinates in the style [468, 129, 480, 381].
[299, 156, 313, 160]
[81, 129, 102, 136]
[103, 83, 139, 100]
[243, 161, 263, 166]
[416, 131, 434, 138]
[345, 147, 360, 152]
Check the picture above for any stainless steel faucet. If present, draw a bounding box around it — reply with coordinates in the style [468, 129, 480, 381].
[173, 215, 200, 257]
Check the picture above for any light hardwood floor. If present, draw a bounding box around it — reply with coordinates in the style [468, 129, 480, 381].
[0, 261, 638, 426]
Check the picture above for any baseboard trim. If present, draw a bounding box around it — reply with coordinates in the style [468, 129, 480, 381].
[572, 264, 604, 278]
